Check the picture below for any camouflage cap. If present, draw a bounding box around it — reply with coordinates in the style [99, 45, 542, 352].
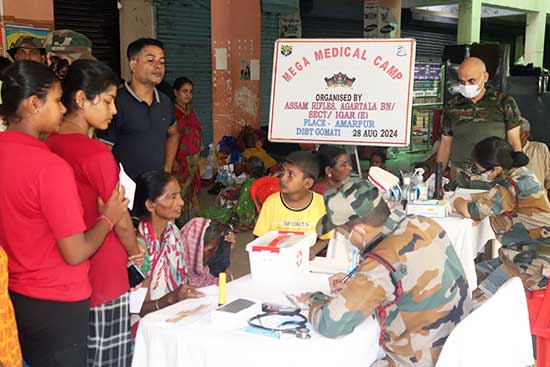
[316, 177, 383, 235]
[43, 30, 95, 61]
[8, 36, 44, 52]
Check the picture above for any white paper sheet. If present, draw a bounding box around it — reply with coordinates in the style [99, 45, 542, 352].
[129, 287, 148, 314]
[215, 48, 228, 70]
[250, 59, 260, 80]
[118, 163, 136, 210]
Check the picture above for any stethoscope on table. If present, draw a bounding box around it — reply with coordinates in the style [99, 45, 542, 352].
[248, 311, 311, 339]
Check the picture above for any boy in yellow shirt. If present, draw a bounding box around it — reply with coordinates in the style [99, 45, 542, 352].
[253, 151, 332, 258]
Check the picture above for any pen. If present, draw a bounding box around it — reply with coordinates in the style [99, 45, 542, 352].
[340, 266, 358, 283]
[284, 292, 299, 308]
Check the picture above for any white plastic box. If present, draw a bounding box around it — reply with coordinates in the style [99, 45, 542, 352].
[245, 231, 316, 282]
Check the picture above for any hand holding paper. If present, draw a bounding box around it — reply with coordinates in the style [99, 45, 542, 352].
[118, 163, 136, 210]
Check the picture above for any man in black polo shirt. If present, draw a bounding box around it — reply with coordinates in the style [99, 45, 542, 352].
[97, 38, 179, 180]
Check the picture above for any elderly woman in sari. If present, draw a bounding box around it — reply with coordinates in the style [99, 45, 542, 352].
[132, 170, 235, 318]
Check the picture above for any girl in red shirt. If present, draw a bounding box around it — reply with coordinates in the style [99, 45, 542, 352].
[46, 60, 145, 367]
[0, 61, 128, 367]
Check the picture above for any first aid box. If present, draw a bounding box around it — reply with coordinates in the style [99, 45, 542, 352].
[245, 231, 316, 282]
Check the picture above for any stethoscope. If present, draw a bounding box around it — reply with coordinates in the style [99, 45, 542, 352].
[248, 311, 311, 339]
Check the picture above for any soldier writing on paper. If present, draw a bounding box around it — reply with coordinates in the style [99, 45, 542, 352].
[300, 178, 471, 367]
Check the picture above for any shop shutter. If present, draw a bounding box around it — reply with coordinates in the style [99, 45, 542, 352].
[301, 16, 363, 38]
[53, 0, 120, 74]
[261, 12, 280, 126]
[262, 0, 299, 14]
[401, 29, 456, 58]
[156, 0, 213, 146]
[300, 14, 456, 60]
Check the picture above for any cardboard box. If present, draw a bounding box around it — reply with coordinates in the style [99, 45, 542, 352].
[245, 231, 316, 282]
[406, 200, 448, 218]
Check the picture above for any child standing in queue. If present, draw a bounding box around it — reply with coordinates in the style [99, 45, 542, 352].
[0, 61, 128, 367]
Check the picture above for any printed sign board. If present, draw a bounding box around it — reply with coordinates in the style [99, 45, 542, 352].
[5, 24, 49, 51]
[269, 38, 416, 146]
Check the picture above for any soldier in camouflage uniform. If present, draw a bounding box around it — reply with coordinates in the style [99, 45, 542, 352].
[43, 30, 95, 63]
[436, 57, 525, 190]
[304, 178, 471, 367]
[42, 30, 95, 81]
[453, 137, 550, 302]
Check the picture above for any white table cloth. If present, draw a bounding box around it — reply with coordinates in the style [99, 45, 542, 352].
[435, 277, 534, 367]
[132, 273, 382, 367]
[434, 216, 495, 292]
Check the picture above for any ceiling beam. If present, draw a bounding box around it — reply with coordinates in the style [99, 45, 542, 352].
[480, 0, 550, 13]
[404, 0, 550, 13]
[401, 0, 457, 8]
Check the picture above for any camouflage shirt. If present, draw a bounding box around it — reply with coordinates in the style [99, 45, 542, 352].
[468, 167, 550, 248]
[309, 210, 472, 367]
[441, 88, 523, 165]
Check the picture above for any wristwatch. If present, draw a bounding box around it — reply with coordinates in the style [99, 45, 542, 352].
[308, 291, 329, 306]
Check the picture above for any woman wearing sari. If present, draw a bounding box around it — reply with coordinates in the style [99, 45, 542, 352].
[132, 170, 235, 321]
[173, 77, 202, 223]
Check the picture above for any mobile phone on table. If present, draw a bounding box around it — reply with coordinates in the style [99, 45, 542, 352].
[128, 263, 145, 288]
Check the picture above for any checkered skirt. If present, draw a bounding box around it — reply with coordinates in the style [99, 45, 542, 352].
[88, 293, 133, 367]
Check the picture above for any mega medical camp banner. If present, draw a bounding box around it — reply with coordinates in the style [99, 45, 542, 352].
[268, 38, 416, 147]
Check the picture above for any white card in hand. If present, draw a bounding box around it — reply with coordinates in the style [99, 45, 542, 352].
[118, 163, 136, 210]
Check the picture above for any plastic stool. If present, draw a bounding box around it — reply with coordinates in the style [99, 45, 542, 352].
[526, 285, 550, 366]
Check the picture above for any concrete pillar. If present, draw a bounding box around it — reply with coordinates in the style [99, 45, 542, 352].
[118, 0, 155, 81]
[457, 0, 481, 44]
[514, 35, 524, 63]
[211, 0, 261, 146]
[524, 11, 546, 67]
[385, 0, 401, 38]
[210, 0, 262, 147]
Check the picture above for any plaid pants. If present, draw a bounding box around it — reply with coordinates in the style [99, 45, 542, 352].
[88, 293, 132, 367]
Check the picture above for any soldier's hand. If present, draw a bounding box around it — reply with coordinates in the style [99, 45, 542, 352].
[453, 197, 471, 218]
[329, 273, 347, 294]
[297, 292, 313, 305]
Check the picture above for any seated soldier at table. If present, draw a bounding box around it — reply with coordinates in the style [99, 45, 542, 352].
[253, 151, 332, 259]
[453, 137, 550, 305]
[300, 178, 471, 367]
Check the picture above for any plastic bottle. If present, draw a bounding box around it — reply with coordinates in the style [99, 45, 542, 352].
[414, 168, 428, 201]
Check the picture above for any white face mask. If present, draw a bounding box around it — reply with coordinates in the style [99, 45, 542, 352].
[479, 172, 492, 182]
[459, 83, 482, 99]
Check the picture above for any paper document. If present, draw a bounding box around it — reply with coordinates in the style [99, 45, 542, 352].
[129, 288, 147, 314]
[309, 256, 349, 275]
[118, 163, 136, 210]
